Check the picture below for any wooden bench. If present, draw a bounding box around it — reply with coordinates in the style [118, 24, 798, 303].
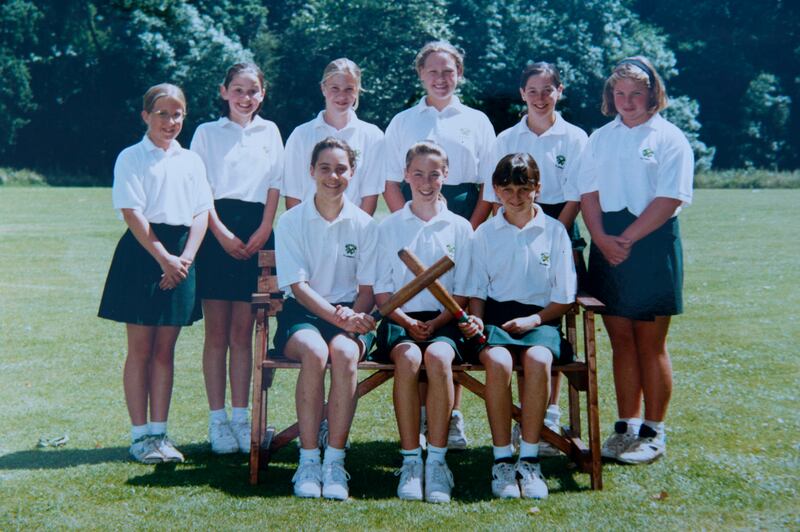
[249, 249, 604, 489]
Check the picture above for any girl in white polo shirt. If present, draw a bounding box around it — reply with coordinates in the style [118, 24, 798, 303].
[482, 62, 588, 457]
[467, 153, 576, 500]
[99, 83, 213, 464]
[373, 141, 473, 504]
[275, 137, 378, 501]
[190, 62, 284, 455]
[282, 58, 384, 214]
[578, 56, 693, 465]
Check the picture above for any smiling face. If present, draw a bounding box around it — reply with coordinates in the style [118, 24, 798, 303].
[311, 147, 353, 199]
[141, 96, 185, 150]
[494, 182, 538, 215]
[220, 71, 265, 125]
[419, 51, 460, 107]
[321, 72, 358, 115]
[613, 77, 652, 127]
[405, 153, 447, 204]
[520, 73, 562, 120]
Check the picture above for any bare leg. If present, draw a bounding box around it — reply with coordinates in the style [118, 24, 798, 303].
[148, 326, 181, 422]
[634, 316, 672, 422]
[423, 342, 455, 448]
[520, 346, 552, 444]
[202, 299, 232, 411]
[392, 343, 422, 450]
[326, 334, 361, 449]
[284, 329, 328, 449]
[228, 301, 255, 408]
[479, 346, 513, 446]
[603, 315, 642, 419]
[124, 324, 156, 426]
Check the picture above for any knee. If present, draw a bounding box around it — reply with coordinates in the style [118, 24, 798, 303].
[329, 336, 360, 370]
[392, 346, 422, 376]
[522, 346, 552, 373]
[480, 348, 513, 377]
[423, 345, 454, 376]
[151, 346, 176, 367]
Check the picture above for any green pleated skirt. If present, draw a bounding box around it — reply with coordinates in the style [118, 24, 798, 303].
[369, 310, 468, 363]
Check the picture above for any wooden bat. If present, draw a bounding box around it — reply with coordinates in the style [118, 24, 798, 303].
[375, 254, 454, 317]
[398, 248, 487, 346]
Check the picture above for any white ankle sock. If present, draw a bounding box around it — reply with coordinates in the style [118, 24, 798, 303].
[209, 408, 227, 424]
[401, 447, 422, 464]
[323, 446, 345, 464]
[131, 424, 148, 443]
[643, 419, 665, 435]
[620, 417, 642, 434]
[492, 444, 514, 461]
[299, 447, 321, 464]
[426, 444, 447, 464]
[231, 407, 248, 424]
[545, 405, 561, 424]
[519, 439, 540, 459]
[148, 421, 167, 436]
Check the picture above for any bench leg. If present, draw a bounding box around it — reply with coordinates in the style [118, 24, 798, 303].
[583, 310, 603, 490]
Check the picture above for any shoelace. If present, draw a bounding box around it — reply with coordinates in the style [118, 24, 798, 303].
[493, 462, 516, 481]
[516, 462, 542, 481]
[429, 463, 454, 487]
[293, 462, 321, 482]
[324, 462, 350, 482]
[395, 462, 422, 481]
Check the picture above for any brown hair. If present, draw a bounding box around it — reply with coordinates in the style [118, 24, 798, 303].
[220, 62, 266, 118]
[492, 153, 540, 188]
[320, 58, 363, 110]
[310, 136, 357, 169]
[142, 83, 186, 113]
[601, 55, 668, 117]
[519, 61, 562, 89]
[404, 140, 449, 171]
[415, 40, 465, 77]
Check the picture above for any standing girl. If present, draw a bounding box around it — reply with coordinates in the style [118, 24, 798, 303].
[275, 137, 377, 500]
[281, 58, 384, 214]
[578, 56, 693, 464]
[373, 141, 473, 503]
[383, 40, 495, 446]
[190, 62, 284, 454]
[99, 83, 213, 463]
[482, 62, 588, 456]
[467, 153, 576, 499]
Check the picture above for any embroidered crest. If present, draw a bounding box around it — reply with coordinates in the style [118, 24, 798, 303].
[353, 148, 362, 164]
[555, 155, 566, 169]
[344, 243, 357, 258]
[539, 252, 550, 266]
[446, 243, 456, 258]
[641, 147, 655, 160]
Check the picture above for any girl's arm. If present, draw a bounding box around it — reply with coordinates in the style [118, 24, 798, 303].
[375, 292, 431, 341]
[469, 195, 492, 229]
[208, 208, 248, 260]
[618, 197, 682, 246]
[293, 282, 372, 334]
[580, 191, 629, 265]
[359, 194, 379, 216]
[284, 196, 301, 210]
[180, 209, 209, 265]
[501, 302, 572, 335]
[383, 181, 405, 212]
[244, 187, 281, 257]
[122, 208, 187, 289]
[557, 200, 580, 232]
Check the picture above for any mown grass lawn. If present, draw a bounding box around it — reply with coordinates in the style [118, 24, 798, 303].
[0, 188, 797, 530]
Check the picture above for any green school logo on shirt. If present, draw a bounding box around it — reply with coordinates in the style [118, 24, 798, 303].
[555, 155, 566, 169]
[641, 148, 655, 160]
[539, 252, 550, 266]
[353, 148, 362, 164]
[344, 244, 357, 258]
[446, 243, 456, 258]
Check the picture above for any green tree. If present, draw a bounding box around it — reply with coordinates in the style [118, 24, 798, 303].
[738, 73, 792, 169]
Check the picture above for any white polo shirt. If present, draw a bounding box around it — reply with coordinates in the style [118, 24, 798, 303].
[375, 201, 473, 313]
[275, 197, 377, 303]
[190, 116, 284, 204]
[469, 207, 576, 307]
[112, 136, 213, 226]
[383, 97, 496, 185]
[481, 113, 587, 204]
[577, 113, 694, 216]
[281, 110, 384, 203]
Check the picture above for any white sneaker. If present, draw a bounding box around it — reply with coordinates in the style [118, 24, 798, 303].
[447, 410, 468, 450]
[229, 419, 251, 453]
[491, 460, 521, 499]
[539, 416, 562, 457]
[419, 411, 427, 450]
[321, 461, 351, 500]
[424, 461, 454, 503]
[601, 422, 638, 460]
[318, 419, 351, 450]
[617, 433, 666, 464]
[292, 461, 322, 498]
[516, 459, 548, 499]
[209, 419, 239, 454]
[395, 460, 424, 501]
[152, 435, 184, 463]
[129, 436, 163, 464]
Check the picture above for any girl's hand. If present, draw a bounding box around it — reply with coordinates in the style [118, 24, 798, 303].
[595, 233, 630, 266]
[159, 254, 188, 290]
[407, 319, 432, 342]
[244, 225, 272, 258]
[219, 233, 249, 260]
[502, 314, 541, 335]
[340, 312, 376, 334]
[334, 305, 356, 322]
[458, 315, 483, 338]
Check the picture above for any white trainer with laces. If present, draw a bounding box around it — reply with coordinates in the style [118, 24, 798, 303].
[209, 419, 239, 454]
[491, 460, 521, 499]
[229, 419, 251, 454]
[292, 461, 322, 498]
[516, 459, 548, 499]
[617, 433, 666, 464]
[129, 436, 163, 464]
[424, 461, 454, 503]
[321, 461, 351, 500]
[601, 422, 639, 460]
[152, 435, 184, 463]
[395, 460, 424, 501]
[447, 410, 468, 450]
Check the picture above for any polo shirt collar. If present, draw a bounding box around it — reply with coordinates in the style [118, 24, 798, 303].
[219, 115, 268, 132]
[612, 112, 662, 130]
[416, 96, 465, 116]
[141, 135, 181, 156]
[493, 205, 546, 232]
[517, 112, 567, 138]
[313, 109, 358, 132]
[400, 200, 449, 226]
[303, 195, 360, 225]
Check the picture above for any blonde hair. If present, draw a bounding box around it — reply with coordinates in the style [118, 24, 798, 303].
[601, 56, 668, 117]
[320, 58, 363, 110]
[414, 40, 464, 77]
[404, 140, 449, 171]
[142, 83, 186, 113]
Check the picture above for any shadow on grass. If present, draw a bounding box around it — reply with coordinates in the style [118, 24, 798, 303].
[0, 441, 592, 500]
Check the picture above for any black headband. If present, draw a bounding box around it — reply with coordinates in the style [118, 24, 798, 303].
[617, 59, 656, 87]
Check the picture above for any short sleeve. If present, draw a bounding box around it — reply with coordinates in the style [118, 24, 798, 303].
[112, 150, 146, 213]
[576, 134, 599, 197]
[267, 123, 286, 190]
[192, 156, 213, 216]
[281, 127, 310, 200]
[374, 220, 395, 294]
[356, 217, 378, 286]
[275, 211, 308, 290]
[563, 129, 588, 202]
[357, 131, 386, 197]
[654, 130, 694, 205]
[548, 223, 577, 304]
[383, 116, 406, 183]
[468, 227, 489, 300]
[452, 220, 473, 297]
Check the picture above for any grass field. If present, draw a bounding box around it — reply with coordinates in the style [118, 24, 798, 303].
[0, 188, 798, 530]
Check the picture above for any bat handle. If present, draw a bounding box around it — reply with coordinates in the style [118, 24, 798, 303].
[452, 309, 487, 346]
